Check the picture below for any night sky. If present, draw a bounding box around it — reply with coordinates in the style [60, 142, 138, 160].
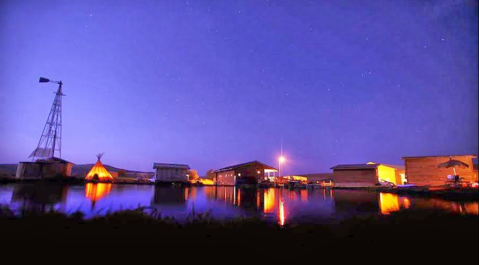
[1, 0, 477, 175]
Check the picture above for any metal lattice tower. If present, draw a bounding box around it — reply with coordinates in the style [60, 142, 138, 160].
[29, 77, 64, 160]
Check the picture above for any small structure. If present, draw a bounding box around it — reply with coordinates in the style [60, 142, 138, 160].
[16, 157, 74, 180]
[330, 162, 405, 187]
[85, 154, 114, 183]
[214, 160, 278, 186]
[153, 163, 190, 183]
[402, 155, 477, 186]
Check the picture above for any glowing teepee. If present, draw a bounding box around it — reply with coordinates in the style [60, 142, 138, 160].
[85, 153, 114, 182]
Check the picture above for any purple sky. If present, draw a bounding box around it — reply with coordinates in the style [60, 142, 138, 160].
[1, 0, 477, 175]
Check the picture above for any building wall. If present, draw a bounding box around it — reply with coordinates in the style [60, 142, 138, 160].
[404, 156, 476, 186]
[377, 165, 398, 184]
[155, 167, 188, 182]
[16, 162, 42, 179]
[235, 164, 264, 184]
[332, 169, 378, 187]
[215, 162, 269, 186]
[16, 162, 73, 179]
[396, 170, 406, 185]
[215, 170, 236, 186]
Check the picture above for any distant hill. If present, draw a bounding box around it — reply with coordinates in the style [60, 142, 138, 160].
[0, 163, 154, 179]
[0, 164, 18, 178]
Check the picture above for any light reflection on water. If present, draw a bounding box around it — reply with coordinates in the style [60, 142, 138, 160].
[0, 184, 477, 224]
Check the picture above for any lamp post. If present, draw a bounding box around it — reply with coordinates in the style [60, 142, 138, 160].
[278, 156, 285, 180]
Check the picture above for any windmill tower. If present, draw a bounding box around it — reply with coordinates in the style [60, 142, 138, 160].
[29, 77, 64, 160]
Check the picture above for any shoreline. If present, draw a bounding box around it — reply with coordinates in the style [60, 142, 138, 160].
[2, 178, 478, 202]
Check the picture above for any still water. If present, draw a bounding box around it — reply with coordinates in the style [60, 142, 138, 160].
[0, 183, 477, 224]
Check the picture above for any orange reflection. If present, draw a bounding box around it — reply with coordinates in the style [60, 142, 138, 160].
[264, 188, 276, 213]
[379, 193, 400, 215]
[279, 198, 286, 226]
[400, 197, 411, 209]
[85, 183, 112, 202]
[463, 203, 479, 215]
[256, 190, 260, 209]
[237, 188, 241, 206]
[300, 190, 308, 202]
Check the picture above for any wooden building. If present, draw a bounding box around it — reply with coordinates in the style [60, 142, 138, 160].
[16, 157, 74, 180]
[330, 162, 405, 187]
[402, 155, 477, 186]
[214, 160, 278, 186]
[153, 163, 190, 183]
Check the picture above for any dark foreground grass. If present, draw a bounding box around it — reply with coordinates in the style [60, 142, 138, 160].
[1, 207, 477, 262]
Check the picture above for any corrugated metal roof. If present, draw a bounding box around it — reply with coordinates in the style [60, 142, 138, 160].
[153, 163, 190, 169]
[214, 160, 277, 173]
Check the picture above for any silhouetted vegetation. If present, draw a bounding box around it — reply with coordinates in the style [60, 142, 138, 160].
[1, 205, 477, 262]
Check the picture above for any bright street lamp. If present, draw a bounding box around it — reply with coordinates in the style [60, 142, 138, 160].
[278, 156, 285, 180]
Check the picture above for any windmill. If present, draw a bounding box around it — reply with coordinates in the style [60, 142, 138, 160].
[29, 77, 64, 160]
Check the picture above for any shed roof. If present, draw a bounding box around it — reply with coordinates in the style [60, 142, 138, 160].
[215, 160, 277, 173]
[36, 157, 75, 165]
[331, 163, 404, 171]
[331, 164, 379, 170]
[153, 163, 190, 169]
[401, 154, 477, 159]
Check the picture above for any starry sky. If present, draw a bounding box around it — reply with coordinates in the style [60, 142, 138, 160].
[0, 0, 477, 175]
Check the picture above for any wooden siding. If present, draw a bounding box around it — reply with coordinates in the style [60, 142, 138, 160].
[403, 156, 476, 186]
[155, 167, 188, 182]
[332, 169, 378, 187]
[16, 162, 73, 179]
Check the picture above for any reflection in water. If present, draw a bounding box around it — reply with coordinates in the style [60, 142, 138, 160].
[85, 183, 112, 209]
[151, 187, 187, 206]
[410, 198, 479, 216]
[11, 184, 68, 211]
[264, 188, 276, 213]
[279, 198, 286, 226]
[1, 184, 477, 223]
[380, 193, 400, 215]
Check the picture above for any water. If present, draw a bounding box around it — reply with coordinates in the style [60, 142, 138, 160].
[0, 183, 477, 225]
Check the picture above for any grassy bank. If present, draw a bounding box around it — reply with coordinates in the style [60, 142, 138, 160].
[1, 206, 477, 262]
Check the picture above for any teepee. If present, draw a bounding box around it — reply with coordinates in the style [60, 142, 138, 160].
[85, 153, 114, 182]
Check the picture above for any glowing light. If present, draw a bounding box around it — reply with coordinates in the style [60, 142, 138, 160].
[85, 157, 114, 182]
[279, 156, 286, 163]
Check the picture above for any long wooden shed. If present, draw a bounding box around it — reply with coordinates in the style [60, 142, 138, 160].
[401, 155, 477, 186]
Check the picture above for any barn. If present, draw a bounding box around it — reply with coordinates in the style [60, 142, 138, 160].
[214, 160, 278, 186]
[153, 163, 190, 183]
[330, 162, 405, 187]
[402, 155, 477, 186]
